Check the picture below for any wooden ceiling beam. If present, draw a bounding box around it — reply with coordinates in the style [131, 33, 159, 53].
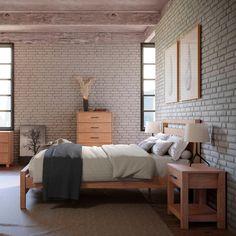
[0, 32, 144, 43]
[0, 11, 160, 26]
[144, 26, 156, 42]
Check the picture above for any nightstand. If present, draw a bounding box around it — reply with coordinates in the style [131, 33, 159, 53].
[167, 163, 225, 229]
[0, 131, 14, 167]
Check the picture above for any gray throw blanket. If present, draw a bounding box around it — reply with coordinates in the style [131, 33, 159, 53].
[43, 143, 82, 201]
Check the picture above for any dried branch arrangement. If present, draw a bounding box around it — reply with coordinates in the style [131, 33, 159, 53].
[76, 76, 95, 99]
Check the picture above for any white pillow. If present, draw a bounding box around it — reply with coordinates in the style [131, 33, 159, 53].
[154, 133, 170, 140]
[151, 140, 173, 156]
[180, 150, 192, 159]
[167, 136, 189, 161]
[138, 136, 158, 152]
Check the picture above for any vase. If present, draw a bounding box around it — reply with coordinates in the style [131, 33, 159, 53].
[83, 98, 89, 112]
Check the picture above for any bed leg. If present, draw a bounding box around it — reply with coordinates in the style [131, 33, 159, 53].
[148, 188, 152, 200]
[20, 170, 26, 209]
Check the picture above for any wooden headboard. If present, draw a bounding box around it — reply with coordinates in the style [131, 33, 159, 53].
[161, 119, 201, 157]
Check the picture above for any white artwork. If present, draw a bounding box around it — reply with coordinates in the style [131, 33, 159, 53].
[20, 125, 46, 157]
[165, 42, 178, 103]
[179, 25, 200, 101]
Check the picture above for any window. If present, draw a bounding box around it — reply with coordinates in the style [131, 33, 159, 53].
[0, 44, 13, 130]
[141, 43, 156, 131]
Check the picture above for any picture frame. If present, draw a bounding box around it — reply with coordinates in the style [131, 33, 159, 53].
[20, 125, 46, 157]
[164, 42, 179, 103]
[179, 24, 200, 101]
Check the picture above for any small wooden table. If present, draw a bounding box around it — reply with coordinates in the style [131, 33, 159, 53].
[167, 163, 225, 229]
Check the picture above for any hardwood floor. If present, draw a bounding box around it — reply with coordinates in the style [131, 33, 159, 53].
[0, 165, 234, 236]
[142, 189, 234, 236]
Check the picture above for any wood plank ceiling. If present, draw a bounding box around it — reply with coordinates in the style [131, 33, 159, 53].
[0, 0, 169, 43]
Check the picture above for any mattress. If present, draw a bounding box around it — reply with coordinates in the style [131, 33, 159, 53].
[29, 145, 189, 183]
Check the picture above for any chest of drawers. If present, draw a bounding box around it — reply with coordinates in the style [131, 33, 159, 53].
[76, 112, 112, 146]
[0, 131, 13, 167]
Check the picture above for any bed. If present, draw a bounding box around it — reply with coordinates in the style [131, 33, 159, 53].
[20, 119, 200, 209]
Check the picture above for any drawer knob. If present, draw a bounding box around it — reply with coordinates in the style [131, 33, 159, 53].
[90, 137, 99, 139]
[91, 127, 99, 129]
[91, 116, 99, 119]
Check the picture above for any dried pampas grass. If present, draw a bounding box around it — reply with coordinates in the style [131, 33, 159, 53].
[76, 76, 95, 99]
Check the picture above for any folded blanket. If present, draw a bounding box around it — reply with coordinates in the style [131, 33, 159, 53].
[43, 143, 82, 201]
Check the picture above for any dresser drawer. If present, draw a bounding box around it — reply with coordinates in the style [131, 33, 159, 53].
[0, 133, 9, 143]
[77, 133, 112, 143]
[77, 112, 112, 123]
[80, 142, 111, 147]
[0, 143, 9, 153]
[77, 122, 111, 133]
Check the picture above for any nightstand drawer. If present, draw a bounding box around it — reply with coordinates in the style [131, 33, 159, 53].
[0, 153, 9, 163]
[0, 133, 9, 143]
[168, 166, 181, 186]
[77, 122, 111, 133]
[0, 143, 9, 153]
[77, 112, 111, 123]
[77, 133, 112, 143]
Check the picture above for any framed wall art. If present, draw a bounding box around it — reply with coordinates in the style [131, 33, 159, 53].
[164, 42, 179, 103]
[179, 24, 200, 101]
[20, 125, 46, 157]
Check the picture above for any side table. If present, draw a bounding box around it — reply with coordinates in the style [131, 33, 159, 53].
[167, 163, 225, 229]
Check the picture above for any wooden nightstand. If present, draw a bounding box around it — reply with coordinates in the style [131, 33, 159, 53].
[167, 163, 225, 229]
[0, 131, 14, 167]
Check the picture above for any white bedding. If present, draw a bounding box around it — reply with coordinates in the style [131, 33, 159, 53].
[150, 154, 189, 177]
[29, 144, 189, 183]
[29, 144, 155, 183]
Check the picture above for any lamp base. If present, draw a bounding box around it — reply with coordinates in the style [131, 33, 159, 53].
[190, 152, 210, 166]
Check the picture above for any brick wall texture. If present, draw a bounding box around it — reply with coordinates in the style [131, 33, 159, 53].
[14, 43, 147, 160]
[154, 0, 236, 231]
[12, 0, 236, 231]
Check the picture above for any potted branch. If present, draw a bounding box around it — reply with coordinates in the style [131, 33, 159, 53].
[76, 76, 95, 111]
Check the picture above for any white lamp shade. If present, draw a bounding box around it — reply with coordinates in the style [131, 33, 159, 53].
[184, 123, 209, 143]
[145, 121, 161, 134]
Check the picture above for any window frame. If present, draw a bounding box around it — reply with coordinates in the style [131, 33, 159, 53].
[0, 43, 14, 131]
[140, 43, 156, 131]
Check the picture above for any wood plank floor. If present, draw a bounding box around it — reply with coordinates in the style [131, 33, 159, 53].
[142, 189, 234, 236]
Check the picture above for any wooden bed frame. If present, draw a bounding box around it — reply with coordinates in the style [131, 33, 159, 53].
[20, 119, 200, 209]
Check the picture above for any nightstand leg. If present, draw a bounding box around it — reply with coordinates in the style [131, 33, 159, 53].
[180, 173, 189, 229]
[167, 180, 174, 215]
[217, 172, 225, 229]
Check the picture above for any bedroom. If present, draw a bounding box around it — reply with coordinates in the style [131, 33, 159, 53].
[0, 0, 235, 235]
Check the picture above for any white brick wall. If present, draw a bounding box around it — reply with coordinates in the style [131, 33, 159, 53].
[14, 43, 147, 160]
[154, 0, 236, 232]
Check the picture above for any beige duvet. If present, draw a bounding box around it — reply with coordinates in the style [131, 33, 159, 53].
[29, 144, 156, 183]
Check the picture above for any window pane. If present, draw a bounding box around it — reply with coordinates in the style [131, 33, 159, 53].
[143, 47, 155, 63]
[0, 48, 11, 64]
[143, 65, 155, 79]
[144, 80, 155, 95]
[0, 96, 11, 110]
[0, 81, 11, 95]
[144, 112, 155, 127]
[144, 96, 155, 110]
[0, 112, 11, 127]
[0, 65, 11, 79]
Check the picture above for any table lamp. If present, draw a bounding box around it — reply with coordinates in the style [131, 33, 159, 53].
[145, 121, 161, 136]
[184, 123, 210, 166]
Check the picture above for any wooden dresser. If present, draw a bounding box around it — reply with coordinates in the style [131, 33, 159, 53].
[0, 131, 14, 167]
[76, 111, 112, 146]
